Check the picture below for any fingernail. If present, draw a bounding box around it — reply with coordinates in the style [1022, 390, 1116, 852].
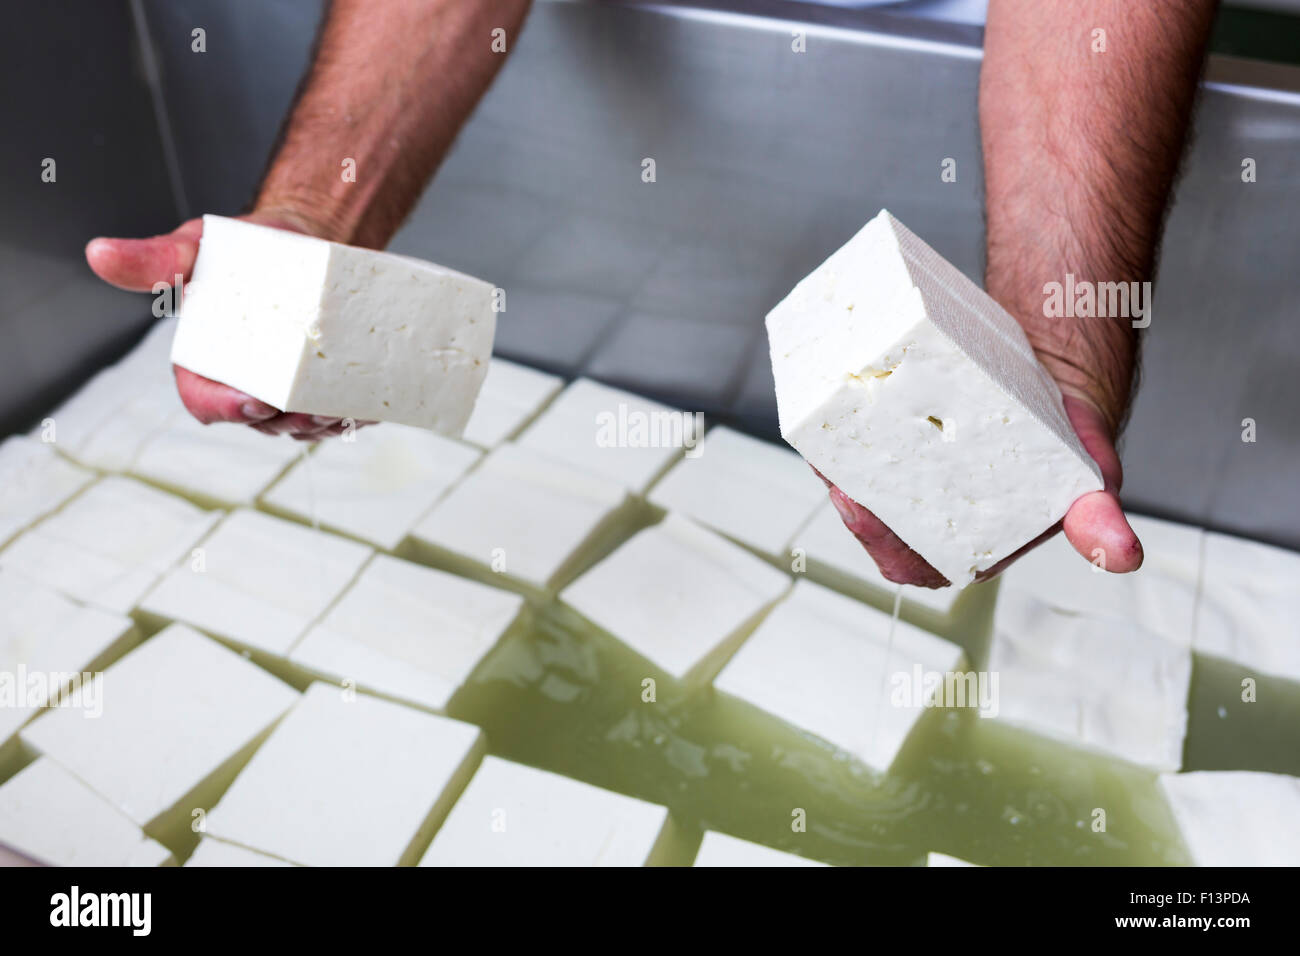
[240, 400, 278, 421]
[310, 415, 339, 425]
[830, 491, 856, 526]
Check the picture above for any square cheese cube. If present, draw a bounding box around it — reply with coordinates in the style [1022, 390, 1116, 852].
[0, 758, 173, 867]
[561, 514, 791, 685]
[694, 831, 827, 867]
[21, 624, 298, 831]
[0, 436, 94, 547]
[140, 509, 372, 657]
[999, 514, 1202, 648]
[185, 839, 293, 867]
[262, 423, 481, 550]
[290, 554, 525, 712]
[713, 579, 964, 773]
[516, 378, 699, 493]
[1159, 771, 1300, 866]
[206, 683, 485, 866]
[0, 476, 221, 614]
[766, 209, 1102, 587]
[926, 852, 978, 867]
[173, 215, 495, 433]
[420, 756, 673, 866]
[0, 569, 136, 748]
[989, 590, 1191, 771]
[410, 442, 629, 593]
[132, 413, 302, 507]
[1195, 532, 1300, 683]
[461, 357, 563, 448]
[648, 426, 828, 559]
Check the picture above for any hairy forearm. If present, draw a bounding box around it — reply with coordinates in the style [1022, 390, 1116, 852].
[254, 0, 531, 248]
[980, 0, 1217, 435]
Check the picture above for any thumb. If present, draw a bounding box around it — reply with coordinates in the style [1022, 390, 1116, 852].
[85, 217, 204, 292]
[1060, 392, 1143, 573]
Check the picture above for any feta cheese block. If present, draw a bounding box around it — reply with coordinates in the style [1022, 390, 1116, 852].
[261, 423, 481, 550]
[172, 215, 495, 434]
[516, 378, 700, 493]
[461, 357, 564, 448]
[21, 624, 298, 831]
[0, 758, 173, 867]
[1159, 771, 1300, 866]
[409, 442, 629, 593]
[926, 852, 978, 867]
[0, 569, 136, 748]
[140, 509, 372, 657]
[420, 756, 673, 866]
[693, 831, 828, 867]
[206, 683, 485, 867]
[648, 426, 828, 559]
[0, 476, 221, 614]
[713, 579, 964, 773]
[184, 838, 293, 867]
[998, 513, 1202, 648]
[765, 209, 1103, 587]
[1195, 532, 1300, 683]
[989, 590, 1191, 771]
[132, 412, 301, 507]
[0, 436, 94, 547]
[290, 554, 525, 712]
[560, 514, 791, 685]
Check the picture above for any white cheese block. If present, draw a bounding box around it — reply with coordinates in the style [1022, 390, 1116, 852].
[69, 383, 181, 472]
[132, 412, 301, 507]
[1195, 532, 1300, 683]
[261, 423, 481, 550]
[0, 758, 173, 867]
[648, 426, 828, 559]
[713, 579, 963, 774]
[206, 682, 484, 866]
[0, 569, 136, 747]
[0, 436, 94, 547]
[516, 378, 699, 493]
[290, 554, 524, 712]
[999, 514, 1202, 648]
[989, 590, 1191, 771]
[420, 756, 672, 866]
[1159, 771, 1300, 866]
[21, 623, 298, 829]
[172, 215, 495, 434]
[140, 509, 372, 657]
[693, 831, 827, 867]
[410, 442, 629, 591]
[561, 514, 791, 685]
[184, 838, 293, 867]
[766, 209, 1103, 587]
[461, 357, 563, 448]
[926, 852, 978, 867]
[0, 476, 221, 614]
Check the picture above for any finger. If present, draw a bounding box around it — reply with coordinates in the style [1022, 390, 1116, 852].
[818, 472, 950, 589]
[1060, 394, 1143, 573]
[255, 413, 339, 436]
[85, 218, 204, 292]
[174, 366, 280, 425]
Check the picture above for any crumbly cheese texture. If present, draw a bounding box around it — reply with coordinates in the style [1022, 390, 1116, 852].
[420, 756, 671, 867]
[516, 378, 698, 493]
[172, 215, 495, 434]
[989, 590, 1191, 771]
[206, 683, 484, 867]
[766, 209, 1102, 586]
[461, 357, 564, 448]
[184, 839, 293, 867]
[0, 476, 221, 614]
[411, 442, 629, 590]
[140, 509, 372, 657]
[561, 514, 791, 684]
[290, 554, 524, 712]
[713, 579, 963, 774]
[21, 624, 298, 828]
[648, 426, 828, 558]
[693, 831, 828, 867]
[1194, 532, 1300, 683]
[1159, 771, 1300, 866]
[0, 436, 94, 547]
[262, 423, 481, 550]
[0, 758, 173, 867]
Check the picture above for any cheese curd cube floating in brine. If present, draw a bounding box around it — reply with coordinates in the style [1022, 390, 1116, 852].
[420, 756, 676, 867]
[184, 839, 293, 867]
[1159, 771, 1300, 866]
[693, 831, 828, 867]
[0, 435, 94, 548]
[460, 357, 564, 448]
[765, 209, 1103, 587]
[172, 215, 496, 435]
